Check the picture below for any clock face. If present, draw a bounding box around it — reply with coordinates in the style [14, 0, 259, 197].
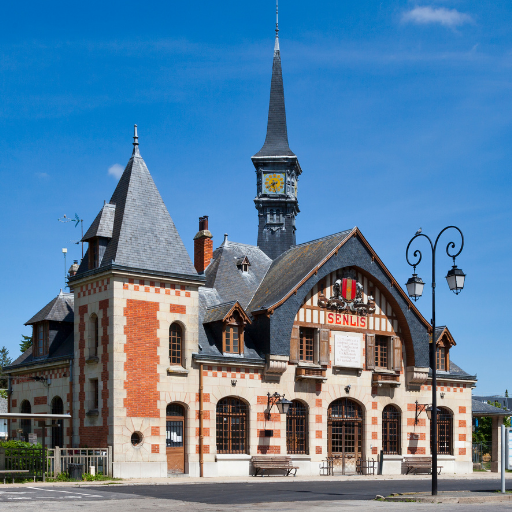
[263, 173, 285, 194]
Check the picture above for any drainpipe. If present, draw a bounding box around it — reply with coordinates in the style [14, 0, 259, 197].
[199, 363, 204, 477]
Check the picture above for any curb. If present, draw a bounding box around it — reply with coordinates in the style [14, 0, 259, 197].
[379, 493, 512, 504]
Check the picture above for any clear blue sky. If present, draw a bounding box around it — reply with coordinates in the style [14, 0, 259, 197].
[0, 1, 510, 395]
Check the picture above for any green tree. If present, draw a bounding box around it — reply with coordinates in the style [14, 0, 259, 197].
[473, 401, 511, 446]
[20, 334, 32, 353]
[506, 389, 509, 398]
[0, 346, 12, 388]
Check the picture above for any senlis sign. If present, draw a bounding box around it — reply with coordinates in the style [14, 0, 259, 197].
[326, 312, 367, 329]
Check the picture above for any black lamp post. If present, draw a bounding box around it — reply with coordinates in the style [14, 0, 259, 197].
[266, 392, 292, 419]
[405, 226, 465, 496]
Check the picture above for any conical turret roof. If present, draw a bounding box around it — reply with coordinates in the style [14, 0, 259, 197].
[254, 36, 295, 158]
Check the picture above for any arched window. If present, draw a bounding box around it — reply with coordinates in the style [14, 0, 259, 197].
[51, 396, 64, 448]
[286, 400, 308, 454]
[20, 400, 31, 441]
[431, 407, 453, 455]
[382, 405, 401, 455]
[216, 397, 248, 454]
[169, 323, 183, 366]
[223, 311, 244, 355]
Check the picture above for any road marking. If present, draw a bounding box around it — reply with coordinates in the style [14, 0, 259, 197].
[26, 487, 101, 497]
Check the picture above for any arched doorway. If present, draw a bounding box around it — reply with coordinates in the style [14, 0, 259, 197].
[166, 403, 186, 473]
[51, 396, 64, 448]
[328, 398, 364, 474]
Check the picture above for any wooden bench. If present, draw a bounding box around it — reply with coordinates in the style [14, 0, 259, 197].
[0, 469, 32, 484]
[251, 456, 298, 476]
[403, 457, 442, 475]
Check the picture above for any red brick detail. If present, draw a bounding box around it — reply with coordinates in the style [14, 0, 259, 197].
[123, 284, 129, 290]
[151, 427, 160, 436]
[372, 432, 378, 440]
[316, 430, 322, 439]
[459, 420, 467, 428]
[257, 445, 280, 454]
[407, 403, 417, 411]
[34, 396, 47, 405]
[151, 444, 159, 453]
[196, 427, 210, 437]
[316, 399, 322, 408]
[195, 410, 210, 420]
[11, 399, 17, 408]
[372, 417, 378, 425]
[170, 304, 186, 314]
[316, 415, 323, 423]
[185, 292, 191, 298]
[408, 418, 425, 427]
[372, 402, 378, 410]
[196, 393, 210, 402]
[78, 299, 111, 447]
[459, 448, 466, 456]
[124, 299, 160, 418]
[407, 447, 426, 455]
[257, 412, 266, 422]
[196, 444, 210, 454]
[459, 406, 466, 414]
[175, 291, 181, 296]
[316, 446, 322, 454]
[257, 396, 267, 404]
[372, 447, 378, 455]
[459, 433, 466, 441]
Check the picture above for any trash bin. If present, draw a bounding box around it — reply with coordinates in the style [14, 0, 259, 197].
[68, 463, 84, 481]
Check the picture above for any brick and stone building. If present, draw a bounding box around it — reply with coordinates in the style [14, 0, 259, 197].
[6, 22, 478, 478]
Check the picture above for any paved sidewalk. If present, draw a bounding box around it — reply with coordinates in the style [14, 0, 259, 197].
[383, 490, 512, 504]
[0, 470, 506, 488]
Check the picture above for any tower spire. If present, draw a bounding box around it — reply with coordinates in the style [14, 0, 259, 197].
[132, 124, 140, 157]
[275, 0, 280, 52]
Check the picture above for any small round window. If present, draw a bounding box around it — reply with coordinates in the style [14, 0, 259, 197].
[131, 431, 143, 446]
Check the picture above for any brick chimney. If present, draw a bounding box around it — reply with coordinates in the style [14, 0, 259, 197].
[193, 216, 213, 274]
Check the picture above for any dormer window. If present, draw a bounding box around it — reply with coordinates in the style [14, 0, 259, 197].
[223, 312, 244, 355]
[436, 346, 447, 371]
[236, 256, 251, 273]
[435, 326, 455, 372]
[88, 238, 99, 269]
[33, 322, 49, 358]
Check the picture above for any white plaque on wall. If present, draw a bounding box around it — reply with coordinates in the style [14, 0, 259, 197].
[334, 332, 363, 368]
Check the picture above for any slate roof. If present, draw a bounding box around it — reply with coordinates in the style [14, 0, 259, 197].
[248, 229, 353, 312]
[25, 292, 74, 325]
[432, 360, 476, 381]
[472, 399, 512, 416]
[253, 36, 295, 158]
[75, 141, 197, 278]
[197, 288, 264, 361]
[205, 240, 272, 310]
[203, 301, 238, 324]
[82, 203, 116, 240]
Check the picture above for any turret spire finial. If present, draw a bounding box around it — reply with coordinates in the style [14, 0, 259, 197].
[132, 124, 140, 156]
[275, 0, 279, 38]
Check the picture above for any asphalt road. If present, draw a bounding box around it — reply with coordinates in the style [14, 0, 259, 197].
[0, 479, 509, 504]
[95, 478, 510, 503]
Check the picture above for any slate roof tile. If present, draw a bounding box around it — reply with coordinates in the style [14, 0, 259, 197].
[25, 292, 74, 325]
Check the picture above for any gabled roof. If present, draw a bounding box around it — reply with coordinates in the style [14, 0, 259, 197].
[82, 203, 116, 241]
[472, 399, 512, 417]
[75, 135, 197, 278]
[248, 230, 353, 312]
[435, 326, 456, 347]
[203, 301, 251, 325]
[253, 36, 295, 158]
[205, 240, 272, 310]
[25, 291, 74, 325]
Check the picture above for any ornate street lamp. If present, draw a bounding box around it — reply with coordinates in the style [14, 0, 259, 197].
[267, 392, 291, 419]
[405, 226, 465, 496]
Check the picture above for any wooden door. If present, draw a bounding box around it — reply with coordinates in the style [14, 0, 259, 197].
[328, 399, 363, 475]
[166, 403, 185, 473]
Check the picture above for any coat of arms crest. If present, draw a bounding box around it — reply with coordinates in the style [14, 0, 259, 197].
[317, 271, 376, 316]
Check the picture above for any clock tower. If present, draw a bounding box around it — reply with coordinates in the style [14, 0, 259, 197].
[252, 18, 302, 260]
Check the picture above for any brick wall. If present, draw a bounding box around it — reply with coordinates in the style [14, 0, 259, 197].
[124, 299, 160, 418]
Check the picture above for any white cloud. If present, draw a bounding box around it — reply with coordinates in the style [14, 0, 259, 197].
[108, 163, 124, 179]
[402, 6, 473, 27]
